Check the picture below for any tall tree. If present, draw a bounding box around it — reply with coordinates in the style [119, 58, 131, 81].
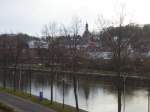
[42, 22, 58, 104]
[0, 35, 14, 88]
[97, 6, 139, 112]
[13, 36, 26, 92]
[71, 17, 82, 112]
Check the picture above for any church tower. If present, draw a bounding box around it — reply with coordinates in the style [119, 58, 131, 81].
[82, 22, 92, 43]
[85, 22, 89, 32]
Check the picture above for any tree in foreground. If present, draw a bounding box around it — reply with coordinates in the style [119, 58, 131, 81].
[97, 6, 142, 112]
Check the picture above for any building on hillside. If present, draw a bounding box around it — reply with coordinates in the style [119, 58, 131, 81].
[61, 22, 112, 59]
[28, 40, 48, 49]
[80, 23, 101, 51]
[80, 23, 112, 59]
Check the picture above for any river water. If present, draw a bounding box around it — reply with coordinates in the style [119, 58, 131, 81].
[0, 70, 150, 112]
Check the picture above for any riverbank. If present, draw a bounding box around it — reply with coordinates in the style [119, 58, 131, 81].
[7, 65, 150, 80]
[0, 87, 87, 112]
[7, 65, 117, 78]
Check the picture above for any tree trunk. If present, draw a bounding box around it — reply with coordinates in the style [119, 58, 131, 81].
[13, 69, 16, 92]
[62, 79, 65, 109]
[3, 68, 6, 88]
[50, 71, 54, 104]
[73, 76, 79, 112]
[118, 86, 122, 112]
[29, 69, 32, 97]
[148, 88, 150, 112]
[118, 76, 122, 112]
[18, 67, 22, 90]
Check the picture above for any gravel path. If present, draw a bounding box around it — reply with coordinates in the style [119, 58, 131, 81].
[0, 92, 56, 112]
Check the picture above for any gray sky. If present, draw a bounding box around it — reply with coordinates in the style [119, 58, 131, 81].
[0, 0, 150, 36]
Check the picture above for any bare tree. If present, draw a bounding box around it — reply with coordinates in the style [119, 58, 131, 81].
[70, 17, 82, 112]
[0, 35, 14, 88]
[13, 36, 26, 92]
[97, 6, 139, 112]
[59, 24, 71, 68]
[42, 22, 58, 104]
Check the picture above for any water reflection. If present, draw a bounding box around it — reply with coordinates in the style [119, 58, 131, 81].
[0, 70, 150, 112]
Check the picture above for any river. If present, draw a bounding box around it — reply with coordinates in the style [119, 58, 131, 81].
[0, 70, 150, 112]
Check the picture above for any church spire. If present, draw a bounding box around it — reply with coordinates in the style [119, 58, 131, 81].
[85, 22, 89, 32]
[82, 22, 91, 39]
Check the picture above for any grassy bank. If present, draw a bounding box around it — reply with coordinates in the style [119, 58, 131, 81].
[0, 102, 16, 112]
[0, 88, 86, 112]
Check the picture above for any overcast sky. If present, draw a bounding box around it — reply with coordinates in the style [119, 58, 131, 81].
[0, 0, 150, 36]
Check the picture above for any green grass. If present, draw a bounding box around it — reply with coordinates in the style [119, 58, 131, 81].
[0, 88, 87, 112]
[0, 102, 16, 112]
